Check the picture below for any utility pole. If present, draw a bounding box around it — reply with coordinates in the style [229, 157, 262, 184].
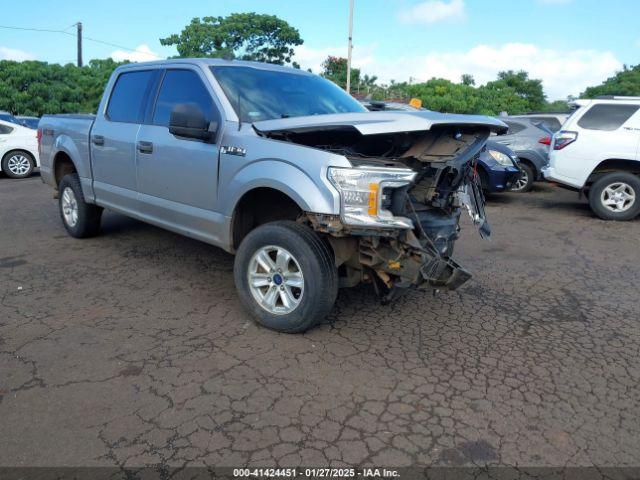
[346, 0, 354, 94]
[76, 22, 83, 67]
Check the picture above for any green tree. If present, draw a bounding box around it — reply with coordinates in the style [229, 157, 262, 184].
[485, 70, 546, 112]
[160, 13, 303, 65]
[540, 99, 570, 112]
[0, 59, 124, 116]
[582, 64, 640, 98]
[404, 78, 480, 113]
[461, 73, 475, 86]
[320, 56, 360, 89]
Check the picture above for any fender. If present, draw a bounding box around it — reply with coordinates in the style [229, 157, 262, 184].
[219, 158, 340, 217]
[52, 135, 95, 201]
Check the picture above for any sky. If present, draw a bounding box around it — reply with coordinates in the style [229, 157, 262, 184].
[1, 0, 638, 100]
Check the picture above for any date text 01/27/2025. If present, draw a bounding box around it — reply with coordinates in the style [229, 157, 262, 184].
[233, 468, 400, 478]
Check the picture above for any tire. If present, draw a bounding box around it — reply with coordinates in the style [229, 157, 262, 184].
[588, 172, 640, 221]
[2, 150, 35, 179]
[58, 173, 103, 238]
[510, 162, 534, 192]
[233, 221, 338, 333]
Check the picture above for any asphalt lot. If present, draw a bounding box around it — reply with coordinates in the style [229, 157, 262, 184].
[0, 174, 639, 468]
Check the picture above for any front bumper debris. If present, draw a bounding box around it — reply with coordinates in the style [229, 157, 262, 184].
[459, 178, 491, 238]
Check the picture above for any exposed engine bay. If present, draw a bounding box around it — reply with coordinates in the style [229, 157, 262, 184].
[259, 124, 494, 301]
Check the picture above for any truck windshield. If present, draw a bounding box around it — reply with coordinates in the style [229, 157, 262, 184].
[210, 66, 366, 122]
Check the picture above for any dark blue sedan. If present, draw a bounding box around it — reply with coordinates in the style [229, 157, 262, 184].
[476, 140, 521, 193]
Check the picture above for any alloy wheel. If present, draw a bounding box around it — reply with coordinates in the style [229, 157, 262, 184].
[512, 168, 529, 192]
[7, 154, 31, 176]
[61, 187, 79, 227]
[247, 245, 304, 315]
[600, 182, 635, 213]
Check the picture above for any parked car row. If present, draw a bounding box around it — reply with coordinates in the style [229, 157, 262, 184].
[4, 74, 640, 223]
[0, 110, 40, 129]
[361, 98, 640, 221]
[544, 96, 640, 220]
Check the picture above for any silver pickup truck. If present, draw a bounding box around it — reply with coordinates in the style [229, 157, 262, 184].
[39, 59, 506, 333]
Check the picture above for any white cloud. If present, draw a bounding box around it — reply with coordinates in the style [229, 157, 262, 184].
[110, 44, 161, 63]
[295, 42, 622, 100]
[0, 46, 35, 61]
[398, 0, 466, 25]
[361, 43, 620, 100]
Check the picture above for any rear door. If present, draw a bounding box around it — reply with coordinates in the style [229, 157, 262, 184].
[90, 69, 157, 213]
[135, 67, 224, 243]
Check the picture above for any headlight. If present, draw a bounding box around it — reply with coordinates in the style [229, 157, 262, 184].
[488, 150, 514, 167]
[327, 166, 416, 229]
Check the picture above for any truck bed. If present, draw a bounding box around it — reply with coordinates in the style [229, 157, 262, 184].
[39, 114, 95, 191]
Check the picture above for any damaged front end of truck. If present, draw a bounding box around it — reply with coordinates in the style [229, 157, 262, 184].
[254, 112, 507, 301]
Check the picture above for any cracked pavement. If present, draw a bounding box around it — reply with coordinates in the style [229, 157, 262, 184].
[0, 175, 639, 468]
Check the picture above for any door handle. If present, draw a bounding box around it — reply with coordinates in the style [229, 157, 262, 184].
[91, 135, 104, 146]
[137, 141, 153, 154]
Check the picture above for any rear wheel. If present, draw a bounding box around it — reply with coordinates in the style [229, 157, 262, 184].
[511, 162, 534, 192]
[234, 221, 338, 333]
[2, 150, 35, 179]
[58, 174, 103, 237]
[589, 172, 640, 221]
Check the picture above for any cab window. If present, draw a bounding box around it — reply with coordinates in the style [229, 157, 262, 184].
[152, 69, 218, 127]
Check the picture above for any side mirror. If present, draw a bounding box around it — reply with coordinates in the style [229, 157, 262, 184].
[169, 103, 217, 142]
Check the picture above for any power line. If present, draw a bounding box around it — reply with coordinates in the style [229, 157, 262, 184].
[0, 24, 162, 60]
[0, 24, 74, 35]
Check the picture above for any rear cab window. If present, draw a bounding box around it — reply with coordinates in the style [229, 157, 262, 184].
[0, 124, 14, 134]
[106, 70, 156, 123]
[577, 104, 640, 131]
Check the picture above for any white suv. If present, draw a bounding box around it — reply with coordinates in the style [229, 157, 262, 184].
[543, 96, 640, 221]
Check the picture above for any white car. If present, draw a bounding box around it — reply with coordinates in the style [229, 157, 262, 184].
[0, 119, 40, 179]
[543, 96, 640, 221]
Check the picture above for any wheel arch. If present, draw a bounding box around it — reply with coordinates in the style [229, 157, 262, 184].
[585, 159, 640, 186]
[52, 150, 78, 187]
[515, 155, 538, 176]
[230, 187, 305, 251]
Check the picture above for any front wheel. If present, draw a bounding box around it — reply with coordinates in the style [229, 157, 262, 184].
[2, 150, 35, 179]
[510, 162, 534, 193]
[233, 221, 338, 333]
[589, 172, 640, 221]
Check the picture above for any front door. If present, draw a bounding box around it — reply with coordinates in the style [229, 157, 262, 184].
[135, 68, 224, 243]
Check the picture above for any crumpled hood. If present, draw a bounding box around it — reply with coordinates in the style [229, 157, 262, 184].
[253, 111, 508, 136]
